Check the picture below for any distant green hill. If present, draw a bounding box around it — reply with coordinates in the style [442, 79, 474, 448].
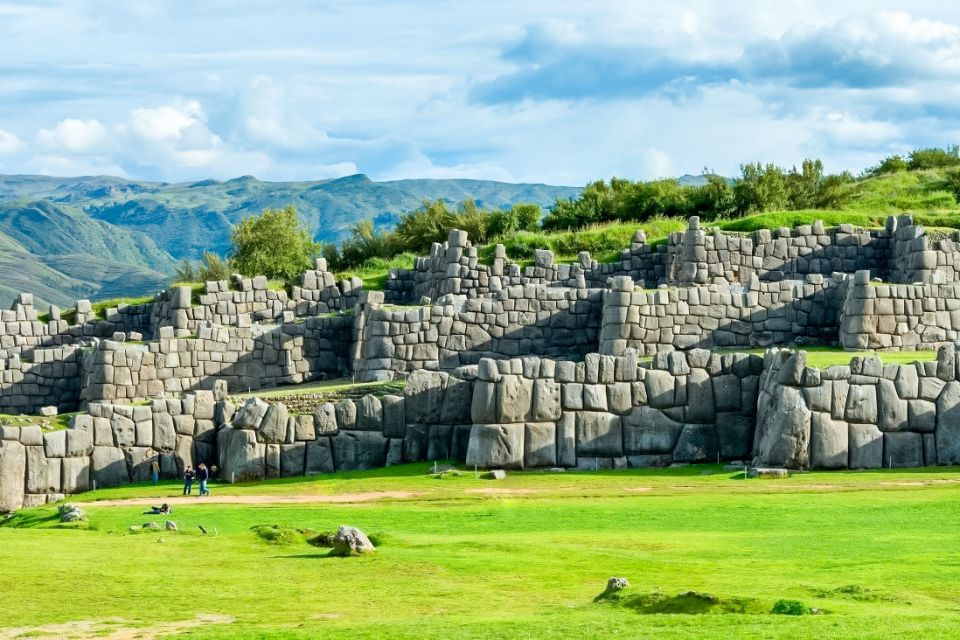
[0, 173, 579, 308]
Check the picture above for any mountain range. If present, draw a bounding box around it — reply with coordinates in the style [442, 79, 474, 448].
[0, 173, 580, 309]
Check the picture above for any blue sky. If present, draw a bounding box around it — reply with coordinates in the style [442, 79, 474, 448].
[1, 1, 959, 185]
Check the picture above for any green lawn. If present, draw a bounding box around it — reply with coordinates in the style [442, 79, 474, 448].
[3, 464, 960, 638]
[713, 347, 939, 369]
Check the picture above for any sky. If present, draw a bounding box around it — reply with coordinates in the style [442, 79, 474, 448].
[1, 1, 960, 186]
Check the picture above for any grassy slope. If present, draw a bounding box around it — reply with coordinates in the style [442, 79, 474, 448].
[3, 464, 960, 638]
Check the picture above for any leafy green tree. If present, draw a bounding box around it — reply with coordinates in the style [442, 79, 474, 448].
[908, 146, 960, 170]
[867, 154, 908, 176]
[690, 174, 735, 219]
[944, 167, 960, 203]
[786, 159, 824, 210]
[542, 179, 631, 230]
[487, 203, 542, 237]
[392, 199, 458, 253]
[620, 179, 694, 220]
[231, 205, 319, 280]
[733, 163, 788, 213]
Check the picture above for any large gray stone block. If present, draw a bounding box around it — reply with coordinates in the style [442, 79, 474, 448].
[91, 446, 129, 487]
[753, 386, 811, 469]
[61, 457, 90, 493]
[258, 403, 289, 444]
[382, 395, 406, 438]
[218, 426, 265, 482]
[876, 379, 908, 432]
[685, 368, 715, 423]
[466, 423, 524, 469]
[673, 424, 719, 463]
[0, 439, 25, 512]
[26, 446, 60, 494]
[845, 384, 878, 424]
[575, 412, 623, 458]
[152, 413, 177, 451]
[623, 406, 683, 454]
[313, 403, 338, 436]
[471, 381, 498, 424]
[498, 375, 532, 423]
[532, 380, 562, 422]
[305, 438, 334, 475]
[356, 395, 383, 431]
[332, 431, 389, 471]
[811, 413, 848, 469]
[884, 432, 923, 468]
[936, 381, 960, 464]
[280, 443, 306, 477]
[524, 423, 556, 467]
[716, 412, 753, 460]
[848, 423, 883, 469]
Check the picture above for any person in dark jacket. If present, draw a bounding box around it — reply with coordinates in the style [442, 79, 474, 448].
[182, 466, 195, 496]
[197, 463, 210, 496]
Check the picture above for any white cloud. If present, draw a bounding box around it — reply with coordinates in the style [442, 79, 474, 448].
[38, 118, 107, 153]
[0, 129, 20, 154]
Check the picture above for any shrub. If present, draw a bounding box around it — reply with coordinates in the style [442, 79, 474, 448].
[771, 599, 809, 615]
[231, 205, 319, 280]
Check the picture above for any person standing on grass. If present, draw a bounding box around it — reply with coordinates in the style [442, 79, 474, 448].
[151, 456, 160, 485]
[197, 463, 210, 496]
[182, 466, 195, 496]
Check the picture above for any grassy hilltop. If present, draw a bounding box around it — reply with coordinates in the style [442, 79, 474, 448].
[3, 464, 960, 638]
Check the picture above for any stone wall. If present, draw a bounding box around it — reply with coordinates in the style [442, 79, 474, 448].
[888, 215, 960, 285]
[753, 347, 960, 470]
[598, 274, 845, 356]
[217, 369, 473, 482]
[0, 346, 84, 414]
[466, 350, 762, 469]
[0, 389, 220, 512]
[839, 270, 960, 350]
[353, 284, 603, 381]
[81, 318, 352, 404]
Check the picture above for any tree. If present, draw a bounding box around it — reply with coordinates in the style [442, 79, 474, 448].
[690, 174, 735, 219]
[786, 159, 824, 210]
[908, 146, 960, 170]
[867, 154, 908, 176]
[392, 199, 458, 253]
[197, 252, 232, 281]
[487, 203, 542, 237]
[733, 163, 788, 214]
[174, 259, 196, 283]
[231, 205, 319, 280]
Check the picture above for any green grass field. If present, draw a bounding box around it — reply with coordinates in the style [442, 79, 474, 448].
[3, 464, 960, 638]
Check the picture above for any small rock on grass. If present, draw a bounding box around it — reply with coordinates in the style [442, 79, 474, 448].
[330, 525, 375, 556]
[481, 469, 507, 480]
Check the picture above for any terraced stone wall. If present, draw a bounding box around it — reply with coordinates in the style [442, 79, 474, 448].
[0, 390, 221, 512]
[839, 271, 960, 350]
[753, 347, 960, 469]
[598, 274, 845, 356]
[466, 350, 763, 470]
[81, 318, 352, 404]
[353, 285, 603, 382]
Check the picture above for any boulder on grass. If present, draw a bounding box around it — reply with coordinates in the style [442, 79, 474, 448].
[331, 525, 375, 556]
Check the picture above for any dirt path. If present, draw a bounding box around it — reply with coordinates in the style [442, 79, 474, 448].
[0, 613, 233, 640]
[81, 490, 418, 507]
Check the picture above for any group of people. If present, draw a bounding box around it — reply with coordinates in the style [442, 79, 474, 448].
[182, 464, 211, 496]
[148, 456, 212, 497]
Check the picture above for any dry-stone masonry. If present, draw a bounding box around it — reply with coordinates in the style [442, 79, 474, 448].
[3, 214, 960, 510]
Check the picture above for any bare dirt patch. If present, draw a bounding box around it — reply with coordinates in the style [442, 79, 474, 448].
[465, 487, 542, 495]
[0, 613, 233, 640]
[83, 490, 418, 508]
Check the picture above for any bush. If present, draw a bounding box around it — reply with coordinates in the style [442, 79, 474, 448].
[231, 205, 319, 280]
[771, 599, 809, 615]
